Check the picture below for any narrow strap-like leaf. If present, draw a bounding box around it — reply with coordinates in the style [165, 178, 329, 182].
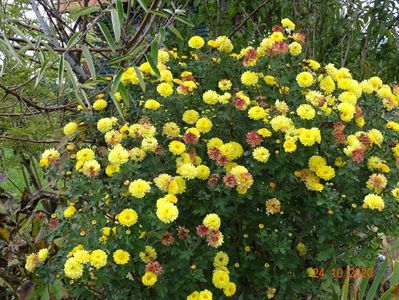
[341, 266, 350, 300]
[133, 66, 145, 93]
[365, 259, 388, 300]
[82, 46, 96, 79]
[58, 54, 65, 93]
[111, 9, 121, 43]
[98, 22, 117, 52]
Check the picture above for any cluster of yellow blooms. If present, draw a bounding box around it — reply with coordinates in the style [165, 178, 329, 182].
[34, 17, 399, 298]
[64, 246, 108, 279]
[25, 248, 48, 272]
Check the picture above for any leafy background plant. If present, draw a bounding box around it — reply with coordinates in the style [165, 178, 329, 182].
[0, 0, 398, 299]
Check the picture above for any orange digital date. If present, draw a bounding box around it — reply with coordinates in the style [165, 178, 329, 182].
[312, 267, 373, 279]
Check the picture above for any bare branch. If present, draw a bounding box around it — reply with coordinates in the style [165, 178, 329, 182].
[0, 135, 60, 144]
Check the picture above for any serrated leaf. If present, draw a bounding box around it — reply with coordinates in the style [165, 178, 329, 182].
[49, 280, 65, 300]
[71, 6, 100, 19]
[110, 9, 121, 43]
[98, 22, 117, 51]
[168, 25, 183, 40]
[82, 46, 96, 78]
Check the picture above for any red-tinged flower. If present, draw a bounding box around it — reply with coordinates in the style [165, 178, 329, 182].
[355, 106, 364, 117]
[216, 155, 228, 166]
[160, 231, 175, 246]
[358, 133, 371, 145]
[177, 226, 190, 239]
[196, 224, 210, 237]
[268, 42, 289, 56]
[317, 97, 326, 107]
[351, 148, 365, 163]
[234, 97, 247, 111]
[49, 219, 58, 229]
[246, 131, 263, 148]
[243, 48, 257, 66]
[183, 132, 198, 144]
[208, 174, 220, 187]
[223, 174, 237, 188]
[293, 32, 306, 43]
[333, 122, 346, 144]
[154, 146, 164, 154]
[182, 75, 195, 81]
[272, 25, 283, 32]
[207, 230, 224, 248]
[208, 147, 221, 160]
[385, 97, 395, 108]
[145, 261, 163, 275]
[177, 85, 190, 94]
[236, 172, 254, 189]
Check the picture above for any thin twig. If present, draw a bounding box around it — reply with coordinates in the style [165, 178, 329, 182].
[227, 0, 270, 39]
[0, 135, 60, 144]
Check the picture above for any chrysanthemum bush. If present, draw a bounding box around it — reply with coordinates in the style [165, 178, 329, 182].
[30, 18, 399, 299]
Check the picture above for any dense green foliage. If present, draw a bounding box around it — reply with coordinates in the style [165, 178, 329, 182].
[0, 1, 399, 299]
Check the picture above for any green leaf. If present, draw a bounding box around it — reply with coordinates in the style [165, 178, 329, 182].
[148, 10, 168, 18]
[82, 46, 96, 79]
[151, 40, 159, 65]
[65, 61, 91, 109]
[340, 267, 350, 300]
[392, 261, 399, 285]
[0, 58, 5, 78]
[167, 25, 183, 40]
[175, 16, 194, 27]
[109, 92, 126, 122]
[111, 69, 124, 93]
[137, 0, 148, 13]
[133, 66, 145, 93]
[98, 22, 117, 52]
[365, 259, 388, 300]
[0, 34, 22, 65]
[358, 278, 369, 300]
[49, 279, 65, 300]
[58, 55, 64, 93]
[71, 6, 100, 19]
[118, 84, 131, 108]
[116, 0, 125, 24]
[35, 58, 50, 89]
[146, 54, 160, 77]
[67, 32, 80, 48]
[10, 25, 34, 48]
[110, 9, 121, 43]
